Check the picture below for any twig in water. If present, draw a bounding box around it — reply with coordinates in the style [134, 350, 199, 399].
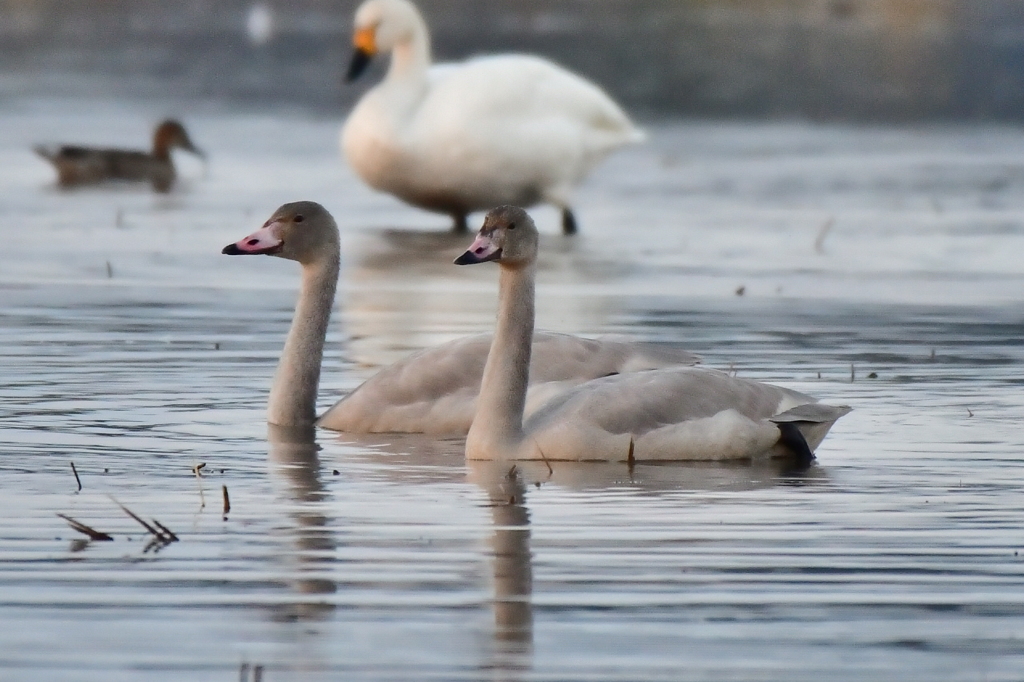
[109, 496, 176, 543]
[151, 519, 179, 542]
[967, 408, 974, 418]
[532, 440, 554, 477]
[70, 461, 82, 492]
[627, 437, 635, 467]
[57, 513, 113, 541]
[850, 363, 855, 382]
[814, 217, 835, 254]
[222, 485, 231, 519]
[193, 462, 206, 509]
[105, 261, 113, 278]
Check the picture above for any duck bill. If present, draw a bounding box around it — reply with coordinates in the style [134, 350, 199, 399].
[346, 47, 374, 82]
[454, 234, 502, 265]
[222, 222, 284, 256]
[185, 142, 206, 160]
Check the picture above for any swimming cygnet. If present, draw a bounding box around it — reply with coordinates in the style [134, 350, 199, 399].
[222, 202, 701, 434]
[454, 206, 851, 464]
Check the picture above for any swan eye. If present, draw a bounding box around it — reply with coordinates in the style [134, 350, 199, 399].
[507, 222, 516, 230]
[293, 215, 304, 223]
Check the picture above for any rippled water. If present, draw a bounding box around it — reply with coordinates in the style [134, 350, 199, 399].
[2, 100, 1024, 680]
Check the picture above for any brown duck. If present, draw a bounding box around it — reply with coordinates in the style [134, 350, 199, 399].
[34, 120, 204, 192]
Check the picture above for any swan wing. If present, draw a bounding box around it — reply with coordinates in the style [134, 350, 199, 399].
[397, 56, 642, 201]
[523, 367, 847, 461]
[344, 53, 642, 211]
[318, 332, 698, 435]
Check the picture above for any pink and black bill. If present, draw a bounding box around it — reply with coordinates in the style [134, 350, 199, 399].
[222, 223, 284, 256]
[454, 233, 502, 265]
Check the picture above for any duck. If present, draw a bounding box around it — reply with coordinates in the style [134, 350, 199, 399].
[34, 119, 204, 192]
[454, 206, 851, 464]
[341, 0, 644, 234]
[221, 202, 701, 433]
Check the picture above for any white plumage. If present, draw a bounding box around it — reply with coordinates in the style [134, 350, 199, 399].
[341, 0, 644, 233]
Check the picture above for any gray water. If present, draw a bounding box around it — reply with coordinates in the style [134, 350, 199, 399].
[2, 100, 1024, 680]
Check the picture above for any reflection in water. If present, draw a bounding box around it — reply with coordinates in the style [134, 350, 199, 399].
[267, 424, 336, 623]
[340, 227, 631, 368]
[469, 462, 535, 679]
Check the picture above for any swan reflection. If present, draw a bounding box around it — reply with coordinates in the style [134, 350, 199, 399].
[337, 433, 824, 679]
[340, 226, 630, 368]
[469, 461, 534, 672]
[267, 424, 336, 622]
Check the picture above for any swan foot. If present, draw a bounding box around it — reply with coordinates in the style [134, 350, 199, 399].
[452, 213, 469, 234]
[561, 208, 577, 235]
[775, 422, 815, 471]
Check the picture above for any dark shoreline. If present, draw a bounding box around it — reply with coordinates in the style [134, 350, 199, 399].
[2, 0, 1024, 121]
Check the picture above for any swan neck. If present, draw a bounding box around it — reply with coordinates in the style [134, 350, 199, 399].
[387, 18, 431, 82]
[469, 263, 535, 457]
[267, 253, 339, 427]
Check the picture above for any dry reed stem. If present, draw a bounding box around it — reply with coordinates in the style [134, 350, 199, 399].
[70, 461, 82, 492]
[110, 496, 176, 543]
[57, 513, 113, 541]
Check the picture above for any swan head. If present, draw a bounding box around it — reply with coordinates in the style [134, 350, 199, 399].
[454, 206, 538, 268]
[347, 0, 425, 81]
[222, 201, 339, 265]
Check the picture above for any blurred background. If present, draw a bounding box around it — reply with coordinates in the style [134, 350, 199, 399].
[3, 0, 1024, 120]
[5, 4, 1024, 681]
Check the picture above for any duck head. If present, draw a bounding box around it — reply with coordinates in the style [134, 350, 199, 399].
[222, 201, 339, 265]
[455, 206, 539, 268]
[153, 120, 204, 159]
[346, 0, 427, 82]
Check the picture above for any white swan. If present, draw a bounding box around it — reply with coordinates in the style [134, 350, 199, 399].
[341, 0, 644, 234]
[455, 206, 851, 463]
[222, 202, 700, 432]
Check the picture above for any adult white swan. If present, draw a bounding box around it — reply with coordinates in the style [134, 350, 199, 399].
[221, 202, 699, 433]
[341, 0, 644, 234]
[454, 206, 851, 464]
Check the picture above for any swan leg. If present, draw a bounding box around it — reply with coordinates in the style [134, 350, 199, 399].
[775, 422, 815, 469]
[452, 213, 469, 234]
[561, 208, 578, 235]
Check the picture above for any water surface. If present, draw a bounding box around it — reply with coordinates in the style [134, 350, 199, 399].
[2, 101, 1024, 680]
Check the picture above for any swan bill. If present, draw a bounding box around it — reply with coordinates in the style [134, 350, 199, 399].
[346, 47, 374, 82]
[222, 223, 285, 256]
[454, 247, 502, 265]
[455, 232, 503, 265]
[222, 242, 283, 256]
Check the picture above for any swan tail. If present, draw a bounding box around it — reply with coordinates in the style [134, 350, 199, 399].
[770, 403, 851, 457]
[771, 403, 852, 424]
[624, 125, 647, 144]
[774, 421, 815, 468]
